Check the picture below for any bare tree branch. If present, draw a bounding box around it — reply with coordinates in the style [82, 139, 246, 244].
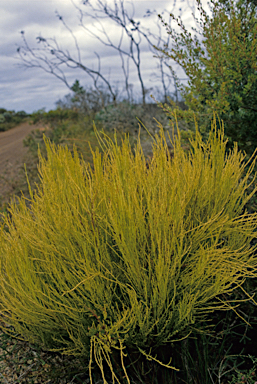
[71, 0, 149, 103]
[16, 0, 192, 108]
[17, 30, 118, 107]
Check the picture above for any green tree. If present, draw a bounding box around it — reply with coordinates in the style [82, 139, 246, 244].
[155, 0, 257, 156]
[71, 79, 85, 98]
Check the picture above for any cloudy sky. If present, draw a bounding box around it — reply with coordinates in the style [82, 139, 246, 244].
[1, 0, 213, 113]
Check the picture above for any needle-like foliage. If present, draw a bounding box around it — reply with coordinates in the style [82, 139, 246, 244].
[1, 113, 257, 383]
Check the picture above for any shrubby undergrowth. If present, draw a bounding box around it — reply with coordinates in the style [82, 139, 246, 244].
[0, 107, 29, 131]
[1, 113, 257, 383]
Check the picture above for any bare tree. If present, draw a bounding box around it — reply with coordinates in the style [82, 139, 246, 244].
[16, 0, 193, 107]
[17, 30, 119, 109]
[142, 9, 180, 103]
[79, 0, 193, 104]
[59, 0, 171, 105]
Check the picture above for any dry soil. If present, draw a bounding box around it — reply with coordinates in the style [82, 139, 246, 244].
[0, 121, 47, 204]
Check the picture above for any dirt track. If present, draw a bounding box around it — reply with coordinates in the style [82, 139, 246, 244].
[0, 121, 47, 174]
[0, 121, 47, 204]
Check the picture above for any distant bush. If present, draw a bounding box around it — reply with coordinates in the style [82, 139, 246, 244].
[15, 110, 27, 118]
[94, 100, 171, 135]
[56, 80, 114, 113]
[43, 108, 79, 123]
[29, 108, 46, 124]
[0, 108, 29, 131]
[30, 108, 79, 125]
[3, 111, 14, 122]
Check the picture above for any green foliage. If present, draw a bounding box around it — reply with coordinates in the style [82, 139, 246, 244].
[95, 101, 171, 135]
[0, 109, 29, 131]
[3, 111, 14, 122]
[15, 110, 28, 118]
[156, 0, 257, 156]
[1, 114, 257, 383]
[57, 80, 115, 113]
[44, 108, 79, 123]
[228, 355, 257, 384]
[30, 108, 79, 125]
[71, 79, 86, 98]
[29, 108, 46, 124]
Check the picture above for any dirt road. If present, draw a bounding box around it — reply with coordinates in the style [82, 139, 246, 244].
[0, 121, 47, 205]
[0, 121, 47, 174]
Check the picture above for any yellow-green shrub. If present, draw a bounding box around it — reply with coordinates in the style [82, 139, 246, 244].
[1, 113, 257, 382]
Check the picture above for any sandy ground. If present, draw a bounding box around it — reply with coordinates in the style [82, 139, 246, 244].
[0, 121, 47, 173]
[0, 121, 47, 204]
